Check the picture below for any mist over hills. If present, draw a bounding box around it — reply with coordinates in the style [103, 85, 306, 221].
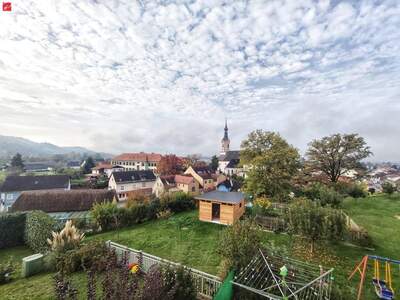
[0, 135, 111, 158]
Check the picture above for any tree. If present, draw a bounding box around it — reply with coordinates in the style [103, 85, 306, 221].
[306, 134, 372, 183]
[241, 130, 300, 199]
[82, 157, 95, 174]
[183, 154, 202, 168]
[10, 153, 24, 170]
[286, 198, 346, 253]
[209, 155, 219, 172]
[156, 154, 183, 175]
[382, 182, 396, 195]
[218, 219, 261, 270]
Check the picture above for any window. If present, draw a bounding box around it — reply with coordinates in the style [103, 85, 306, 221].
[121, 186, 124, 190]
[192, 186, 195, 192]
[142, 182, 145, 187]
[7, 194, 13, 200]
[239, 202, 242, 208]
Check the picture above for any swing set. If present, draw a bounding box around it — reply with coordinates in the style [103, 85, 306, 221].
[349, 255, 400, 300]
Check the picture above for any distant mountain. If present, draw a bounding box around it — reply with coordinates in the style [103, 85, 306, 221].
[0, 135, 112, 158]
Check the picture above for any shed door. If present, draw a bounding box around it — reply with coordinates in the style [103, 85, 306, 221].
[212, 203, 220, 220]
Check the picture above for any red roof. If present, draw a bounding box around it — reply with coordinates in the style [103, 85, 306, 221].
[112, 152, 162, 162]
[92, 163, 113, 170]
[174, 174, 194, 185]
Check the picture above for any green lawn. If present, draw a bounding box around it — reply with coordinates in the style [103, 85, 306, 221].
[1, 194, 399, 299]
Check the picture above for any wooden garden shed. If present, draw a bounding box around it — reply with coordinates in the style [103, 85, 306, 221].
[195, 191, 245, 225]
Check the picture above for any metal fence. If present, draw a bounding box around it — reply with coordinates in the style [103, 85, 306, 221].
[106, 241, 222, 299]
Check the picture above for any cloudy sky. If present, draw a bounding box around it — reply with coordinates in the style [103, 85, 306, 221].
[0, 0, 399, 160]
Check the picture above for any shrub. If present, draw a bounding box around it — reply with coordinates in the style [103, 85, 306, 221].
[91, 201, 119, 231]
[124, 202, 148, 225]
[346, 183, 368, 198]
[0, 259, 14, 285]
[286, 198, 346, 253]
[55, 241, 108, 274]
[157, 209, 172, 220]
[25, 211, 55, 253]
[0, 212, 26, 249]
[166, 192, 195, 213]
[382, 182, 396, 195]
[218, 219, 262, 270]
[253, 197, 279, 216]
[304, 183, 343, 208]
[47, 220, 85, 253]
[146, 198, 161, 220]
[164, 265, 196, 300]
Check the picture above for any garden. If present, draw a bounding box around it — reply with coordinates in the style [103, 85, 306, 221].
[0, 192, 399, 299]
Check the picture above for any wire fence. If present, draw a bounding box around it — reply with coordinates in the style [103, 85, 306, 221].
[106, 241, 222, 299]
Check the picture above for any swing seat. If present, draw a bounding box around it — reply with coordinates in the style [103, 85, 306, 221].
[372, 279, 394, 300]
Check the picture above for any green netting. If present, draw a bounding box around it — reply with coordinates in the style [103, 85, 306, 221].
[214, 270, 234, 300]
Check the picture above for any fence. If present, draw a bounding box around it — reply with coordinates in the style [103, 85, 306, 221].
[341, 211, 370, 243]
[106, 241, 222, 299]
[255, 215, 286, 232]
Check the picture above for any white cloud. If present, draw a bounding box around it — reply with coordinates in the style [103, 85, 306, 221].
[0, 0, 399, 160]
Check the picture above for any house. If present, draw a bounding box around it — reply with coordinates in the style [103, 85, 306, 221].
[108, 170, 156, 201]
[184, 166, 215, 191]
[174, 174, 200, 195]
[153, 175, 180, 197]
[66, 161, 82, 170]
[195, 191, 245, 225]
[218, 151, 244, 176]
[0, 175, 70, 212]
[10, 189, 117, 221]
[24, 162, 54, 173]
[217, 178, 241, 192]
[111, 152, 162, 171]
[152, 174, 200, 197]
[92, 163, 123, 178]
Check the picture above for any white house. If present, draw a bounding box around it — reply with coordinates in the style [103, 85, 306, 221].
[108, 170, 156, 201]
[111, 152, 162, 171]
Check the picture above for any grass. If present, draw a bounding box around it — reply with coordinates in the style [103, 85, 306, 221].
[1, 194, 399, 299]
[0, 170, 6, 184]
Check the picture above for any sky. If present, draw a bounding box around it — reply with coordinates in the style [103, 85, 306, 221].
[0, 0, 399, 161]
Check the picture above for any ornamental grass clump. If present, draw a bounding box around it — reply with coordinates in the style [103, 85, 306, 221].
[47, 220, 85, 253]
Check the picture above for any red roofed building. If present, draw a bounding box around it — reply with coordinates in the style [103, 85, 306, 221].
[111, 152, 162, 171]
[152, 174, 200, 197]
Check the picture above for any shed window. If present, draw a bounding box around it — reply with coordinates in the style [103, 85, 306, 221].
[239, 203, 242, 208]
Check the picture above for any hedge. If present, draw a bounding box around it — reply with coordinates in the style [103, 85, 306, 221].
[25, 211, 56, 253]
[0, 212, 26, 249]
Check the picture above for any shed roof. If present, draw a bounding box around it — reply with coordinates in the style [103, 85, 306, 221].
[195, 191, 244, 204]
[11, 189, 117, 213]
[0, 175, 70, 192]
[175, 174, 194, 185]
[112, 170, 156, 183]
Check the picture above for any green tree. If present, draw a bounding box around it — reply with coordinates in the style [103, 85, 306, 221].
[286, 198, 346, 253]
[382, 182, 396, 195]
[209, 155, 219, 172]
[217, 219, 261, 270]
[10, 153, 24, 170]
[241, 130, 300, 199]
[306, 133, 372, 183]
[82, 156, 95, 174]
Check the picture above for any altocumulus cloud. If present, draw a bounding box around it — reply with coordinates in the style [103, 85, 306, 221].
[0, 0, 399, 160]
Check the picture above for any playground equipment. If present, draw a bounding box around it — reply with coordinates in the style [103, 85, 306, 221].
[349, 255, 400, 300]
[232, 249, 334, 299]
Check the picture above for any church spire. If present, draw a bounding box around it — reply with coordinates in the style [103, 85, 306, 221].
[223, 118, 229, 140]
[221, 118, 230, 155]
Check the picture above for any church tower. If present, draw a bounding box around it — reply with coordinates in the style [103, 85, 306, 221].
[220, 119, 230, 155]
